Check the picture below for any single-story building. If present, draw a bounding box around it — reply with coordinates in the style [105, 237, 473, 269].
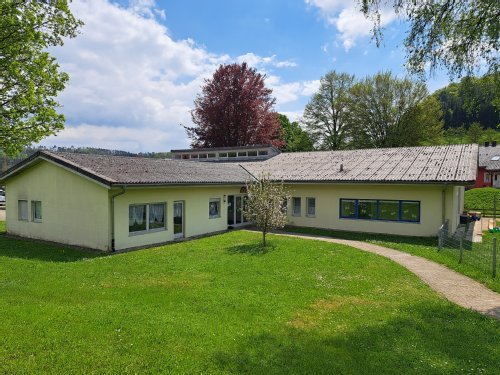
[0, 144, 478, 251]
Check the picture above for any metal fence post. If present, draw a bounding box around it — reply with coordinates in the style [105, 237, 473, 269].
[459, 238, 463, 263]
[438, 226, 442, 251]
[493, 238, 497, 278]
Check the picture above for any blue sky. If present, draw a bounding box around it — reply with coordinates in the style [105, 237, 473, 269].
[41, 0, 452, 152]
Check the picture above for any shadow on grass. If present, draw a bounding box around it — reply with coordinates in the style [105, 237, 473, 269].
[213, 303, 499, 374]
[0, 233, 106, 262]
[227, 242, 276, 255]
[283, 225, 438, 247]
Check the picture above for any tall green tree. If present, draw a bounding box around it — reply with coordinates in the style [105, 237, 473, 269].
[302, 71, 355, 150]
[278, 114, 314, 152]
[346, 72, 443, 148]
[360, 0, 499, 78]
[0, 0, 82, 156]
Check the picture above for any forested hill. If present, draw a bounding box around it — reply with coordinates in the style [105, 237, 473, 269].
[433, 73, 499, 130]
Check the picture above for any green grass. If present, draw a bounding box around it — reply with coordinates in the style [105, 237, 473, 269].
[465, 187, 500, 211]
[283, 226, 500, 293]
[0, 225, 499, 374]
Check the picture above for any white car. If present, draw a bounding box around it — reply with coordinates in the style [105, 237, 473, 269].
[0, 192, 5, 203]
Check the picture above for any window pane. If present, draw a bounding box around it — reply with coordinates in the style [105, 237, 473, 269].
[209, 199, 220, 218]
[401, 201, 420, 222]
[18, 200, 28, 221]
[248, 151, 257, 156]
[32, 201, 42, 221]
[129, 205, 147, 232]
[292, 197, 301, 216]
[228, 152, 237, 157]
[258, 150, 268, 156]
[149, 204, 165, 229]
[358, 200, 377, 220]
[378, 200, 399, 221]
[307, 198, 316, 216]
[340, 199, 356, 218]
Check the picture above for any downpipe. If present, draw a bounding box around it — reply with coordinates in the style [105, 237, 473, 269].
[110, 186, 126, 252]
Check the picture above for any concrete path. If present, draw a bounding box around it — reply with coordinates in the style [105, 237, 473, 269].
[269, 231, 500, 320]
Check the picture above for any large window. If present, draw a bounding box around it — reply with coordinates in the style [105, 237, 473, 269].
[129, 203, 166, 234]
[209, 198, 221, 218]
[306, 197, 316, 217]
[292, 197, 301, 216]
[18, 200, 28, 221]
[31, 201, 42, 222]
[340, 199, 420, 223]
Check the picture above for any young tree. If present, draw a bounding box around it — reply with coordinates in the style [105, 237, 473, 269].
[242, 174, 290, 247]
[278, 114, 314, 152]
[467, 122, 484, 143]
[303, 71, 355, 150]
[186, 63, 283, 148]
[359, 0, 499, 78]
[346, 72, 443, 148]
[0, 1, 83, 156]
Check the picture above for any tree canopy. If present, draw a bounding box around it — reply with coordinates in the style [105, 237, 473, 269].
[303, 71, 355, 150]
[433, 73, 499, 130]
[186, 62, 283, 148]
[0, 0, 82, 156]
[360, 0, 499, 78]
[278, 114, 314, 152]
[346, 72, 443, 148]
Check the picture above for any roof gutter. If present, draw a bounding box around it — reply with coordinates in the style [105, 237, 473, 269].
[110, 186, 127, 252]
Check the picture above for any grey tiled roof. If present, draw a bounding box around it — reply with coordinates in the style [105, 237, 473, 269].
[1, 151, 252, 186]
[1, 144, 478, 186]
[242, 144, 478, 183]
[478, 146, 500, 170]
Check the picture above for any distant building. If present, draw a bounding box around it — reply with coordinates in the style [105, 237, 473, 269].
[170, 145, 280, 162]
[474, 142, 500, 188]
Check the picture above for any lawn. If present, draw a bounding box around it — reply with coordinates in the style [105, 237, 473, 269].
[0, 224, 499, 374]
[284, 226, 500, 294]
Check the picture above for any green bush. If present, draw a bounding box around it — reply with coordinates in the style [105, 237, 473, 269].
[464, 187, 500, 210]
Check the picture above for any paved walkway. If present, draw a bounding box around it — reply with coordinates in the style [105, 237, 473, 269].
[269, 231, 500, 320]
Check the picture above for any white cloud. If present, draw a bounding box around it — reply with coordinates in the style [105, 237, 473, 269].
[305, 0, 398, 50]
[41, 0, 309, 152]
[236, 53, 297, 68]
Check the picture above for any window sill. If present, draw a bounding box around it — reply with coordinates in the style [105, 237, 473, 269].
[209, 216, 221, 219]
[306, 215, 316, 218]
[129, 227, 167, 237]
[339, 217, 420, 224]
[292, 214, 301, 217]
[32, 219, 42, 223]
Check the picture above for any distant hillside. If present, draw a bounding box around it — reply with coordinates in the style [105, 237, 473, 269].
[433, 73, 499, 130]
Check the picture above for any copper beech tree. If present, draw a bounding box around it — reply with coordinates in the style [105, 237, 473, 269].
[242, 174, 290, 247]
[185, 63, 284, 148]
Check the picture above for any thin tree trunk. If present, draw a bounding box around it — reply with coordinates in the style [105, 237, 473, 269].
[262, 230, 266, 247]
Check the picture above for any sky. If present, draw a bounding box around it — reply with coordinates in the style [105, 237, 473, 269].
[40, 0, 453, 153]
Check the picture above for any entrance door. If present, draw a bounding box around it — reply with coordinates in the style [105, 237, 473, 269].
[227, 195, 248, 226]
[173, 201, 184, 239]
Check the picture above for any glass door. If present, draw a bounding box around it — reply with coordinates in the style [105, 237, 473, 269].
[227, 195, 248, 226]
[173, 201, 184, 239]
[227, 195, 234, 225]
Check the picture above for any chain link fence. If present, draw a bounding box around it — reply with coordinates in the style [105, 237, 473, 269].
[438, 220, 498, 278]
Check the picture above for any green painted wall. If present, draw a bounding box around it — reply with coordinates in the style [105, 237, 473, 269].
[284, 183, 461, 237]
[5, 160, 110, 250]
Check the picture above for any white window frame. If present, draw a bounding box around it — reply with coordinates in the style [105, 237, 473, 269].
[18, 200, 28, 221]
[209, 198, 221, 219]
[484, 173, 491, 183]
[306, 197, 316, 217]
[31, 200, 42, 222]
[129, 202, 167, 236]
[292, 197, 301, 216]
